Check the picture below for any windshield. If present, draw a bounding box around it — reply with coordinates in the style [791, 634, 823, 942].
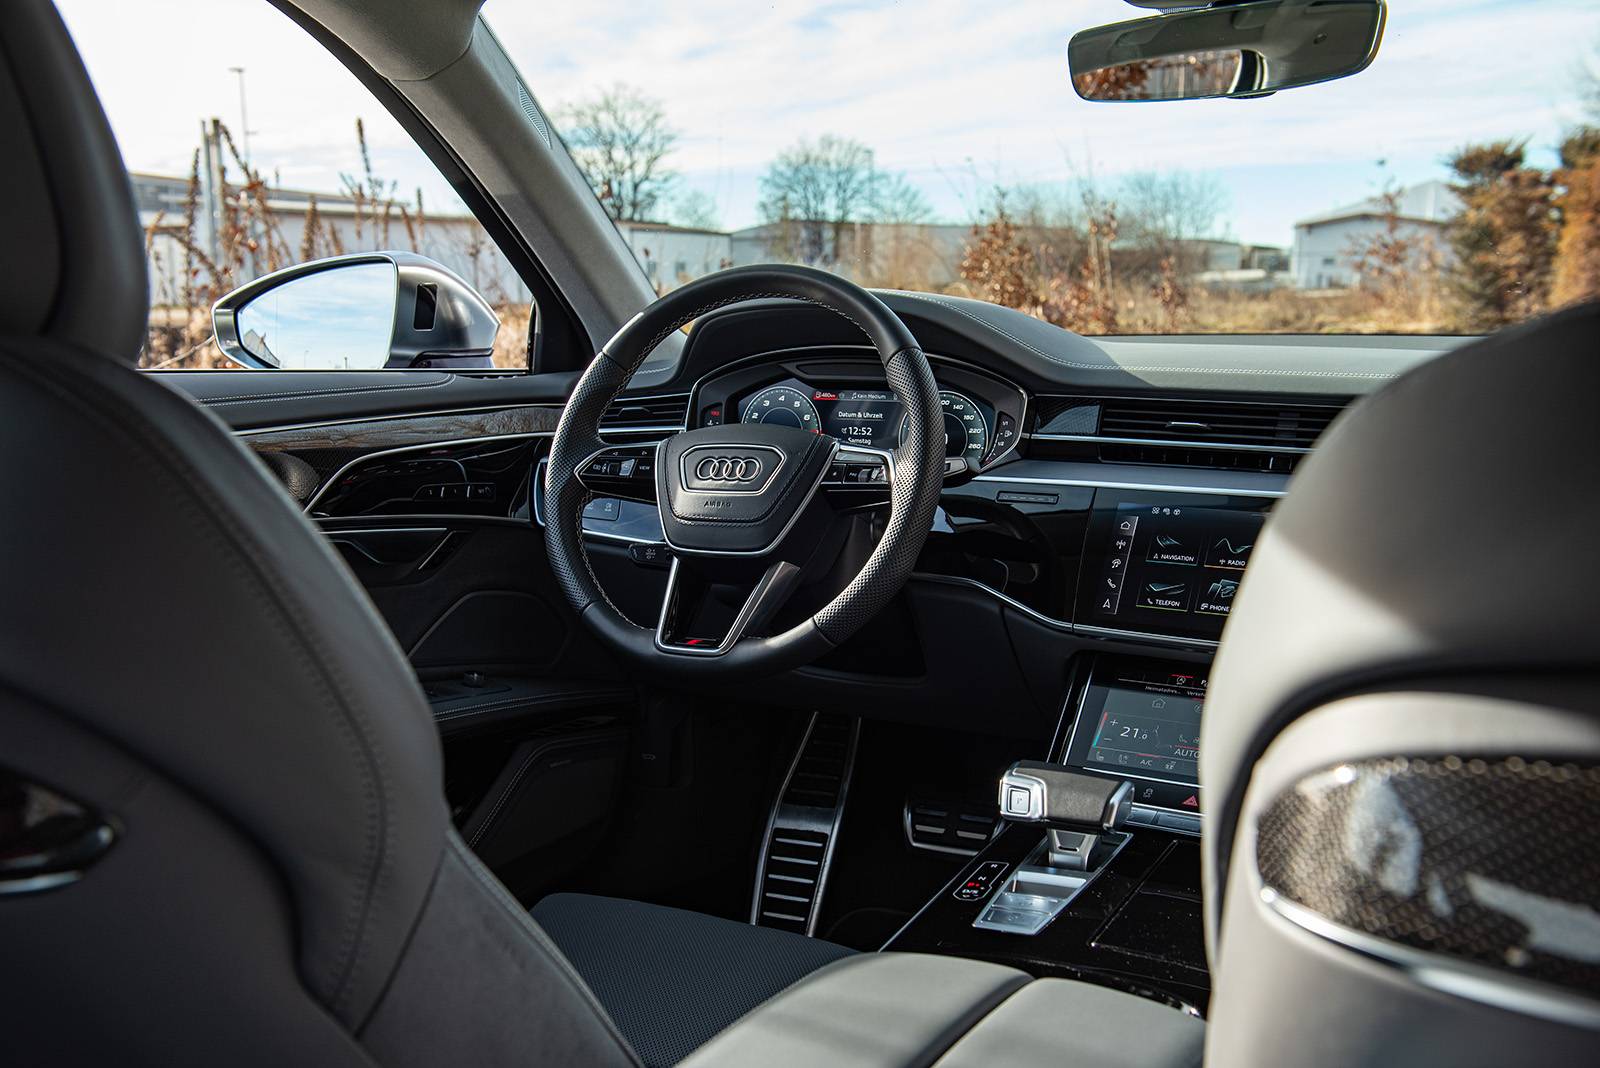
[488, 0, 1600, 336]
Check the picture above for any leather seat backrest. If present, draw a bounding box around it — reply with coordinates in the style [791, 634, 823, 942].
[0, 5, 636, 1065]
[1202, 302, 1600, 1065]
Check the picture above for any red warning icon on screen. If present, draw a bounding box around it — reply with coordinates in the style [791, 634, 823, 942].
[1181, 794, 1199, 808]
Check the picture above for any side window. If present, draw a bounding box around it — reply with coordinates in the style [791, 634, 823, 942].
[58, 0, 533, 371]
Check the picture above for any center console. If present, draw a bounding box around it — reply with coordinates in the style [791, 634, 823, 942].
[885, 651, 1214, 1012]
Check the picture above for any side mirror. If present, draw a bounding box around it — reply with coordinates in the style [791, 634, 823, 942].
[1068, 0, 1386, 103]
[211, 251, 500, 370]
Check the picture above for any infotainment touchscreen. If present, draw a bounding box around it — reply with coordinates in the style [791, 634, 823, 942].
[1075, 490, 1272, 641]
[1063, 656, 1206, 813]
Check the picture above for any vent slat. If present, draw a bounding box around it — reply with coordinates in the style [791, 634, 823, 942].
[600, 393, 690, 428]
[1034, 394, 1344, 472]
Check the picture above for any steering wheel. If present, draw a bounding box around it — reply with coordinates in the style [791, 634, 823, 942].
[544, 264, 944, 677]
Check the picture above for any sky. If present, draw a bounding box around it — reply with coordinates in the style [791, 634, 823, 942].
[57, 0, 1600, 248]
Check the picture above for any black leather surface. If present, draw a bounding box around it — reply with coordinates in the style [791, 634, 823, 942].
[0, 341, 450, 1026]
[0, 0, 147, 358]
[655, 424, 834, 553]
[1204, 300, 1600, 935]
[0, 9, 634, 1061]
[532, 892, 856, 1067]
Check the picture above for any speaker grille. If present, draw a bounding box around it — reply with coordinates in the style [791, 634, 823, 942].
[1256, 756, 1600, 996]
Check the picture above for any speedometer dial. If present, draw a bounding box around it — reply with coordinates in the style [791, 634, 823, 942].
[900, 391, 989, 464]
[740, 385, 821, 433]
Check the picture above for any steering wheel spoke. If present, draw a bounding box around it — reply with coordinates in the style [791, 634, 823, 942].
[654, 557, 804, 656]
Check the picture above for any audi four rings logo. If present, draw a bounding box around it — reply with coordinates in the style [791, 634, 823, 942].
[694, 456, 763, 482]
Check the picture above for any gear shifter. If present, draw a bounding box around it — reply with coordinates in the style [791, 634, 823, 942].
[999, 760, 1133, 827]
[998, 760, 1133, 869]
[967, 762, 1138, 936]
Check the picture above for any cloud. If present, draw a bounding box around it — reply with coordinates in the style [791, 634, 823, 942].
[57, 0, 1600, 245]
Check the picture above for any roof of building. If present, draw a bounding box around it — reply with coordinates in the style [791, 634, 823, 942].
[1295, 179, 1460, 229]
[615, 220, 729, 237]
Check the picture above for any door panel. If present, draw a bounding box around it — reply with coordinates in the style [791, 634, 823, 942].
[158, 370, 579, 430]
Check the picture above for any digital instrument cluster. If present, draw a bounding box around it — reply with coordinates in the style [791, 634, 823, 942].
[737, 382, 992, 465]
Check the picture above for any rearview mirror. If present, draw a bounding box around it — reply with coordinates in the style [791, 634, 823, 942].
[1068, 0, 1386, 103]
[212, 252, 500, 370]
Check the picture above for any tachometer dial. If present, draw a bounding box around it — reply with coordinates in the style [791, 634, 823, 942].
[740, 385, 821, 433]
[900, 391, 989, 464]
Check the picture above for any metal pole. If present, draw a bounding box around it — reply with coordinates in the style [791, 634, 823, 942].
[229, 66, 250, 167]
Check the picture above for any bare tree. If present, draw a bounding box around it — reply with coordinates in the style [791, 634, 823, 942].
[1116, 171, 1227, 277]
[872, 172, 933, 224]
[561, 85, 679, 221]
[758, 135, 880, 263]
[669, 188, 721, 231]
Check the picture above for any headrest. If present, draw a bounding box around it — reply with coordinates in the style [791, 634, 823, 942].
[0, 0, 148, 358]
[1203, 299, 1600, 940]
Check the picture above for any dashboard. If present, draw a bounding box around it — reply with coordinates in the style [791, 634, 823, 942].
[258, 291, 1458, 756]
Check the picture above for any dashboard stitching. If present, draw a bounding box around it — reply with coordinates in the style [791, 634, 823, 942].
[888, 292, 1401, 379]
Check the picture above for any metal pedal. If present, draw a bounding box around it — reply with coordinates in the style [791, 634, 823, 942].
[750, 712, 859, 935]
[904, 798, 999, 855]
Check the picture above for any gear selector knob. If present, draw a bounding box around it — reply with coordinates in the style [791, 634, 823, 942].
[998, 760, 1133, 831]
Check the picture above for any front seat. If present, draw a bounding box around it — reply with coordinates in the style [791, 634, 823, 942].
[0, 3, 1202, 1067]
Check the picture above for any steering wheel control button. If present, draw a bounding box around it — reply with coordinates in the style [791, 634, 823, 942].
[627, 543, 671, 568]
[953, 860, 1009, 902]
[582, 498, 620, 522]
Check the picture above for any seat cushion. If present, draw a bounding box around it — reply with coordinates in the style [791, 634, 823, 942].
[531, 892, 856, 1067]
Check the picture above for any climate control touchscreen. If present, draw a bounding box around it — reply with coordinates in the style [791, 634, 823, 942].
[1075, 490, 1271, 641]
[1064, 656, 1206, 814]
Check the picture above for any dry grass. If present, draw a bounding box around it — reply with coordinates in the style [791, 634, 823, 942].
[140, 119, 533, 371]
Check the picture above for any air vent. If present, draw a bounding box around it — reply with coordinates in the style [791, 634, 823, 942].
[599, 393, 689, 436]
[1034, 395, 1345, 474]
[1099, 398, 1339, 450]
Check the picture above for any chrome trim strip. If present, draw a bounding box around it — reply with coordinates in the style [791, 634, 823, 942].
[304, 431, 552, 514]
[599, 424, 684, 435]
[908, 573, 1072, 632]
[1034, 433, 1312, 454]
[1258, 886, 1600, 1031]
[319, 513, 530, 528]
[909, 574, 1222, 651]
[1073, 623, 1220, 650]
[972, 473, 1286, 498]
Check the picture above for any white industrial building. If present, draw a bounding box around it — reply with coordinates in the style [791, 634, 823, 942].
[132, 172, 531, 309]
[1290, 180, 1459, 290]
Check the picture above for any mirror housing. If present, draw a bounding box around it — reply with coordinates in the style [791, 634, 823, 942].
[1069, 0, 1386, 103]
[212, 251, 501, 371]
